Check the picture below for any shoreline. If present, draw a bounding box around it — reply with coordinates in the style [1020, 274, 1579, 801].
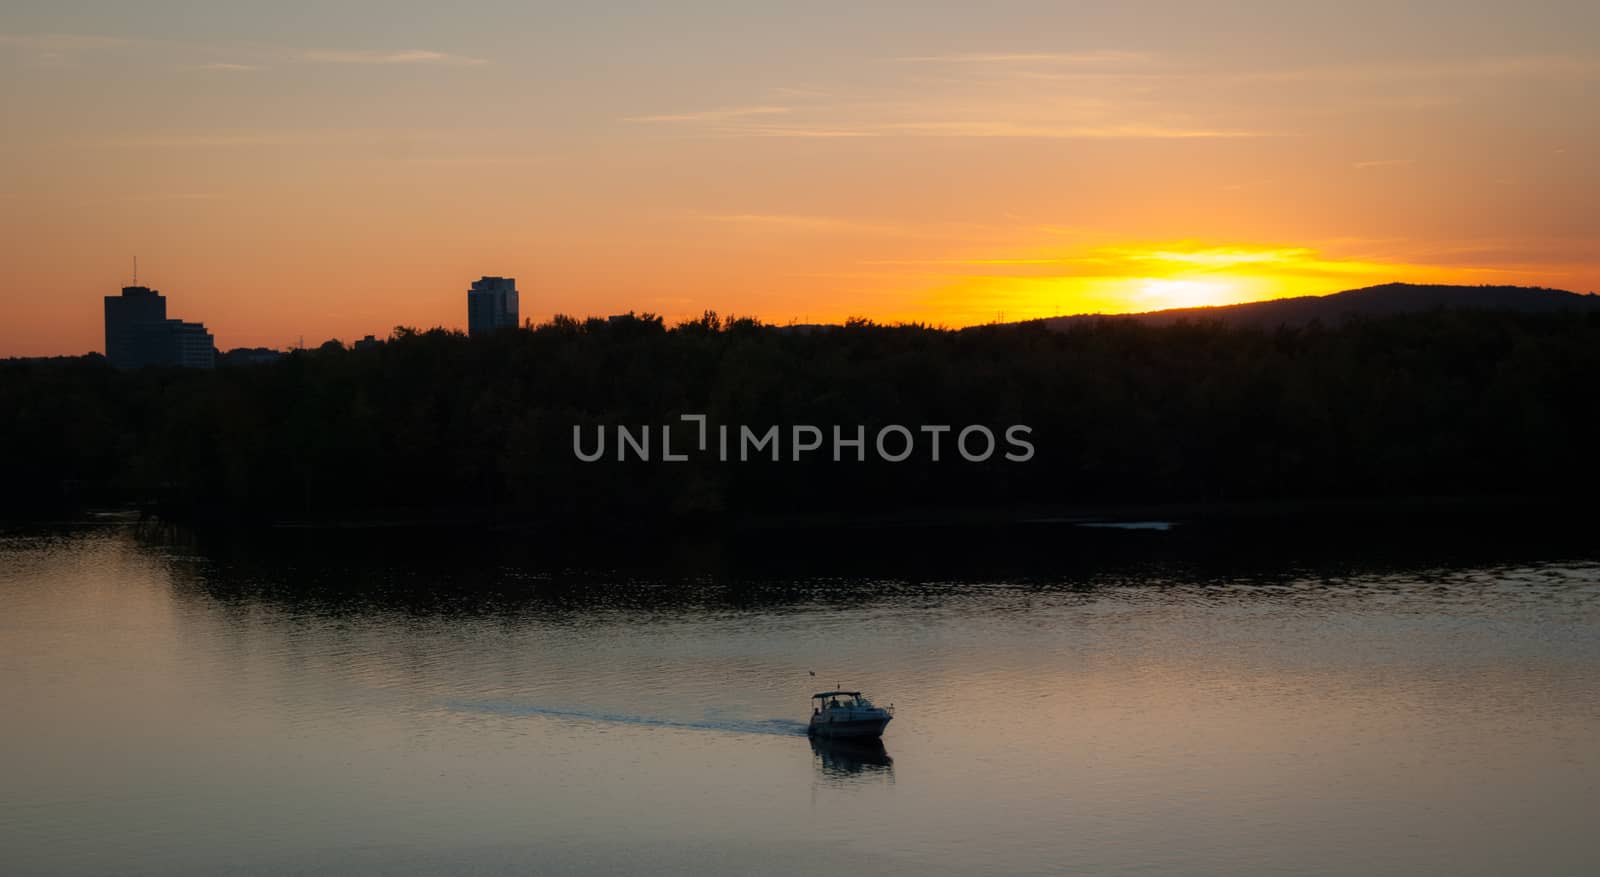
[9, 493, 1589, 536]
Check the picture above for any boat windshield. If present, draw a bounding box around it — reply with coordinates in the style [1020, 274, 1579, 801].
[821, 695, 875, 709]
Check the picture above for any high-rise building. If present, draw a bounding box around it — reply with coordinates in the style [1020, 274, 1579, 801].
[104, 286, 167, 366]
[170, 321, 216, 368]
[103, 285, 215, 368]
[467, 276, 520, 336]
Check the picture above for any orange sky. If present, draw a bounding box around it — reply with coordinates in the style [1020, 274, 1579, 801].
[2, 2, 1596, 355]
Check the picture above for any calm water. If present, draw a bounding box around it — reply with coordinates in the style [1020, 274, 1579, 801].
[2, 523, 1598, 875]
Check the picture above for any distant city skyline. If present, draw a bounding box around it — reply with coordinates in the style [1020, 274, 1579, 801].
[103, 284, 214, 368]
[98, 273, 525, 360]
[2, 1, 1597, 356]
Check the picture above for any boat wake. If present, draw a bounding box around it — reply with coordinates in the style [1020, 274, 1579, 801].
[443, 699, 810, 737]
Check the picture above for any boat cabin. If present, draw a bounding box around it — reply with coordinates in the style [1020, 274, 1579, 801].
[811, 691, 880, 714]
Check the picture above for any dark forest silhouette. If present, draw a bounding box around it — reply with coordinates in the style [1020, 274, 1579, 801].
[3, 298, 1599, 525]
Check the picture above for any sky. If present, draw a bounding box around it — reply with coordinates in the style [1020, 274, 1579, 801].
[1, 0, 1596, 355]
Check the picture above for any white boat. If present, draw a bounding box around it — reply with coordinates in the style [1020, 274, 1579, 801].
[808, 690, 893, 739]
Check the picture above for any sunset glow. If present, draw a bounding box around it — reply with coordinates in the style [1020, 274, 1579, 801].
[1, 2, 1596, 354]
[910, 240, 1534, 325]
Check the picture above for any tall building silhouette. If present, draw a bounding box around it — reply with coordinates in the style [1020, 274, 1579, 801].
[467, 276, 519, 336]
[104, 285, 215, 368]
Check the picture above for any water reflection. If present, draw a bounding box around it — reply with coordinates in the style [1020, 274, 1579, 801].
[3, 523, 1599, 876]
[121, 514, 1600, 622]
[811, 736, 895, 781]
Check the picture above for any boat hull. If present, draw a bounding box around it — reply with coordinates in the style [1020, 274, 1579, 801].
[807, 714, 892, 739]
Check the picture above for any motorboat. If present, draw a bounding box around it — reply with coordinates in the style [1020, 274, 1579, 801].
[808, 690, 893, 739]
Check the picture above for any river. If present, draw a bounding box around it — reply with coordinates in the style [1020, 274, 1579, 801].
[2, 521, 1596, 875]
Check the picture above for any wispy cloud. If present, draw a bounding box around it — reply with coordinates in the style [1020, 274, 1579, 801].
[375, 152, 552, 166]
[0, 32, 136, 67]
[891, 51, 1151, 65]
[901, 240, 1550, 326]
[104, 132, 341, 149]
[0, 32, 488, 69]
[100, 129, 465, 149]
[1353, 158, 1415, 169]
[766, 86, 834, 99]
[186, 62, 261, 72]
[632, 47, 1600, 141]
[0, 33, 133, 51]
[874, 121, 1265, 139]
[291, 48, 486, 66]
[635, 115, 1266, 140]
[628, 48, 1278, 140]
[864, 257, 1099, 266]
[705, 124, 879, 138]
[129, 192, 224, 201]
[692, 212, 902, 235]
[1246, 54, 1600, 84]
[625, 106, 790, 123]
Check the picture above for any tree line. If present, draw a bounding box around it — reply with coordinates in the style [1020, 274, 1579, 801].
[3, 308, 1597, 525]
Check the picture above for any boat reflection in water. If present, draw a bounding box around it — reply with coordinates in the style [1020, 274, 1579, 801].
[810, 735, 895, 781]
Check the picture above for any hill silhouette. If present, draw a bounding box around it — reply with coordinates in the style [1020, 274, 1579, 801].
[1030, 283, 1599, 330]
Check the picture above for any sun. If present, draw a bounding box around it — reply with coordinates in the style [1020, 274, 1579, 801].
[1135, 277, 1237, 310]
[915, 240, 1480, 326]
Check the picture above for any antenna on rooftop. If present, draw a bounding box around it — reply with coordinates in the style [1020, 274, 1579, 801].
[133, 256, 138, 286]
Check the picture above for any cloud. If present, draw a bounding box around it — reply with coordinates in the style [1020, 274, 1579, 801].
[635, 115, 1267, 140]
[0, 33, 133, 51]
[1353, 159, 1415, 169]
[0, 32, 139, 67]
[874, 242, 1461, 286]
[104, 132, 338, 148]
[708, 125, 879, 138]
[629, 48, 1276, 140]
[626, 106, 791, 123]
[291, 48, 487, 66]
[873, 121, 1265, 139]
[693, 212, 901, 234]
[130, 192, 224, 201]
[903, 240, 1551, 326]
[766, 86, 833, 99]
[633, 51, 1590, 141]
[375, 152, 552, 166]
[864, 257, 1098, 266]
[186, 62, 262, 72]
[1111, 245, 1330, 270]
[891, 51, 1151, 65]
[1255, 54, 1600, 84]
[0, 32, 487, 69]
[100, 129, 465, 149]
